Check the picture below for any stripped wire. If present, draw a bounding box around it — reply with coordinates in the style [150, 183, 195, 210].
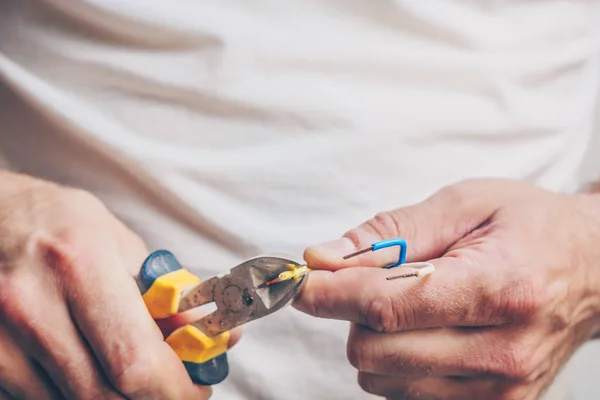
[259, 237, 434, 288]
[342, 238, 435, 280]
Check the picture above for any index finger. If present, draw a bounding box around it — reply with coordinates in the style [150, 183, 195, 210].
[55, 237, 211, 399]
[294, 257, 501, 332]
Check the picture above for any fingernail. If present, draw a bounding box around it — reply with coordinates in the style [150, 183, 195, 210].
[304, 238, 357, 267]
[310, 237, 356, 255]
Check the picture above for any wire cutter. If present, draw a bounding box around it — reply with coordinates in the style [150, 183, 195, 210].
[135, 250, 309, 386]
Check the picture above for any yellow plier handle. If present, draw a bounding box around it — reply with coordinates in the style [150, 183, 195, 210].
[136, 250, 230, 386]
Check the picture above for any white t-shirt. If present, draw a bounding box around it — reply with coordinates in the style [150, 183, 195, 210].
[1, 1, 600, 399]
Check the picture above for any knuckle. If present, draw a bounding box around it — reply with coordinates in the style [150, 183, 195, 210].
[362, 293, 402, 332]
[369, 211, 402, 239]
[346, 209, 413, 246]
[34, 228, 92, 280]
[343, 228, 365, 251]
[308, 283, 335, 319]
[60, 188, 107, 214]
[358, 373, 413, 399]
[432, 180, 480, 216]
[0, 276, 35, 326]
[0, 277, 16, 317]
[346, 333, 374, 372]
[492, 349, 525, 377]
[53, 188, 114, 230]
[108, 347, 156, 396]
[434, 181, 471, 207]
[357, 372, 378, 395]
[386, 351, 432, 378]
[0, 285, 65, 367]
[203, 386, 213, 399]
[346, 342, 361, 371]
[485, 341, 536, 380]
[489, 279, 540, 323]
[124, 229, 148, 254]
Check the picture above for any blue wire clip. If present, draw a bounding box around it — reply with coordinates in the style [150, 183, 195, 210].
[343, 237, 436, 280]
[342, 238, 407, 269]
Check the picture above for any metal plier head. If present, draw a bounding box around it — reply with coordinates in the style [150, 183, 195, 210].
[136, 250, 308, 386]
[178, 253, 308, 336]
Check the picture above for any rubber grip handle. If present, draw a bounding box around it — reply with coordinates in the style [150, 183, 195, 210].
[137, 250, 229, 386]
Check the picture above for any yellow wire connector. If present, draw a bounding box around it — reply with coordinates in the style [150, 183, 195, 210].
[259, 265, 311, 288]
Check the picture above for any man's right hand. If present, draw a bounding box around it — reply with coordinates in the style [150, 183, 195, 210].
[0, 171, 226, 399]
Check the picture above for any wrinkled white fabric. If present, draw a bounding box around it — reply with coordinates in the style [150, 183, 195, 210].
[1, 1, 600, 399]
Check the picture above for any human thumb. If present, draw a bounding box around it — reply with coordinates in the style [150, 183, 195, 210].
[303, 179, 510, 271]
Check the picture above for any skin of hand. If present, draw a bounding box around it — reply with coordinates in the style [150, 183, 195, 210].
[294, 178, 600, 400]
[0, 171, 241, 400]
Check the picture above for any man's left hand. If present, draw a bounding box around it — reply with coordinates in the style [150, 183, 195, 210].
[294, 178, 600, 400]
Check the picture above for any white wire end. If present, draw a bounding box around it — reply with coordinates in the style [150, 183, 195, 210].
[386, 262, 435, 281]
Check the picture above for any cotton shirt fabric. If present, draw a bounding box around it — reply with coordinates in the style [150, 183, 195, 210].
[1, 1, 600, 399]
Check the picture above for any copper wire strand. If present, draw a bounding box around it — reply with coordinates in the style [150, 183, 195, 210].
[342, 246, 374, 260]
[342, 247, 436, 281]
[386, 272, 419, 280]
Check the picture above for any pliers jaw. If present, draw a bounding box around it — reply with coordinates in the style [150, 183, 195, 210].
[137, 250, 308, 386]
[179, 254, 307, 336]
